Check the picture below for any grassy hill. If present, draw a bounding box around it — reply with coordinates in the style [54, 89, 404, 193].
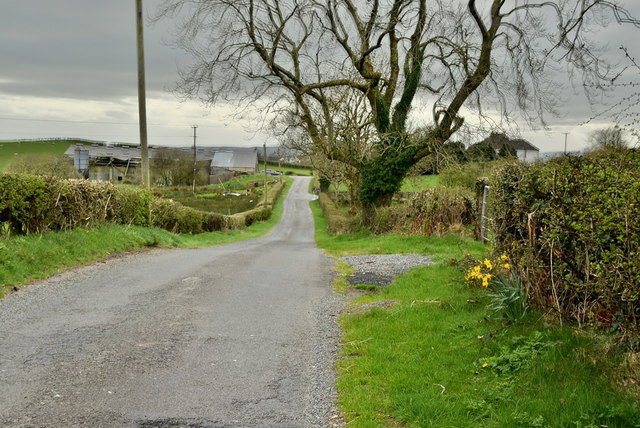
[0, 139, 92, 171]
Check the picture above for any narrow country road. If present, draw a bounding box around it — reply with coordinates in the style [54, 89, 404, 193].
[0, 176, 343, 428]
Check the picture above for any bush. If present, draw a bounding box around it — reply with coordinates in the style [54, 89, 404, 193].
[317, 192, 354, 234]
[0, 173, 280, 237]
[0, 174, 151, 234]
[5, 154, 81, 179]
[491, 150, 640, 339]
[0, 174, 51, 234]
[406, 186, 476, 236]
[150, 198, 206, 234]
[367, 186, 476, 236]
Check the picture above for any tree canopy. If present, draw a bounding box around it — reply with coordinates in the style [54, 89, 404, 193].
[156, 0, 638, 210]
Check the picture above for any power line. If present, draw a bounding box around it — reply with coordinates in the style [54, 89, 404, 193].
[0, 116, 140, 126]
[0, 115, 224, 128]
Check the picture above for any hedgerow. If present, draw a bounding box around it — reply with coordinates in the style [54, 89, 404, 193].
[491, 149, 640, 340]
[0, 175, 152, 234]
[0, 173, 276, 236]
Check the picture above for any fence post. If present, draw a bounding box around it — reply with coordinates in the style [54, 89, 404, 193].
[480, 185, 491, 243]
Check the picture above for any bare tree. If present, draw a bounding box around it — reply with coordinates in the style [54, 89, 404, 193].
[586, 126, 629, 152]
[156, 0, 638, 213]
[277, 83, 374, 207]
[153, 147, 208, 186]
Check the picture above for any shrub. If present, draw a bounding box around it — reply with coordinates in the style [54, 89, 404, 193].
[0, 174, 279, 236]
[109, 186, 152, 227]
[404, 186, 476, 236]
[150, 198, 205, 234]
[362, 186, 476, 236]
[5, 154, 81, 179]
[491, 150, 640, 338]
[0, 174, 51, 234]
[317, 192, 353, 234]
[202, 212, 225, 232]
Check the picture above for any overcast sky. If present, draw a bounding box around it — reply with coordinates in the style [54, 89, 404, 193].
[0, 1, 639, 152]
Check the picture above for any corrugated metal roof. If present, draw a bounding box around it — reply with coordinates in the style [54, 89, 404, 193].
[212, 151, 234, 168]
[211, 149, 257, 169]
[231, 149, 258, 169]
[64, 144, 141, 162]
[65, 144, 258, 168]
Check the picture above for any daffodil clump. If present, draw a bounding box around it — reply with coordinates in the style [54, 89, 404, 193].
[465, 254, 511, 288]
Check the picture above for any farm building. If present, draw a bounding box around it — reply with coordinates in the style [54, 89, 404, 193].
[64, 144, 259, 184]
[64, 144, 142, 182]
[483, 132, 540, 162]
[211, 148, 259, 174]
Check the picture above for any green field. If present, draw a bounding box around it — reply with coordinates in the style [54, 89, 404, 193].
[0, 139, 81, 171]
[156, 175, 279, 215]
[264, 162, 313, 176]
[401, 174, 440, 191]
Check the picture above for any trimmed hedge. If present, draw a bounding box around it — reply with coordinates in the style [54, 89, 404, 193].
[0, 175, 151, 234]
[0, 174, 282, 236]
[491, 150, 640, 337]
[150, 198, 225, 234]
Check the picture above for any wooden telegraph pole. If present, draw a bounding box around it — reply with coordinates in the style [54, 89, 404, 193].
[192, 125, 198, 194]
[136, 0, 150, 188]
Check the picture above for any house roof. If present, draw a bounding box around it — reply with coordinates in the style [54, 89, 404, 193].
[483, 132, 539, 152]
[211, 148, 258, 169]
[64, 144, 142, 162]
[509, 139, 539, 152]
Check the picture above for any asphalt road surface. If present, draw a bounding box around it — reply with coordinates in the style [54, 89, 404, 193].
[0, 176, 343, 428]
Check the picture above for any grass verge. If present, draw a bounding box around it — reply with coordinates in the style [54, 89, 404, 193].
[311, 202, 640, 427]
[0, 177, 291, 297]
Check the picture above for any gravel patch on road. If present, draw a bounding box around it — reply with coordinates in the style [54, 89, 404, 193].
[339, 253, 435, 286]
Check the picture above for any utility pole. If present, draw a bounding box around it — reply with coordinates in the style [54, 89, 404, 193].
[135, 0, 150, 188]
[263, 142, 268, 206]
[563, 132, 569, 154]
[192, 125, 197, 194]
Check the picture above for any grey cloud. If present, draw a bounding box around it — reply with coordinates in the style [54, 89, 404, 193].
[0, 1, 181, 101]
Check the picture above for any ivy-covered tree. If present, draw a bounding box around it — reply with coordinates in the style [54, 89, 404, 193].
[156, 0, 638, 214]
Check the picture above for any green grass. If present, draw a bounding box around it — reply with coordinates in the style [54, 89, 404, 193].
[0, 139, 82, 171]
[204, 174, 270, 191]
[401, 174, 440, 192]
[311, 204, 640, 427]
[156, 176, 273, 215]
[326, 174, 440, 194]
[263, 162, 313, 176]
[311, 200, 483, 260]
[0, 177, 291, 297]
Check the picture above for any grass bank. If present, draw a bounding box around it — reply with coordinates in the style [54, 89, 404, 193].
[0, 178, 291, 297]
[0, 139, 77, 171]
[311, 202, 640, 427]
